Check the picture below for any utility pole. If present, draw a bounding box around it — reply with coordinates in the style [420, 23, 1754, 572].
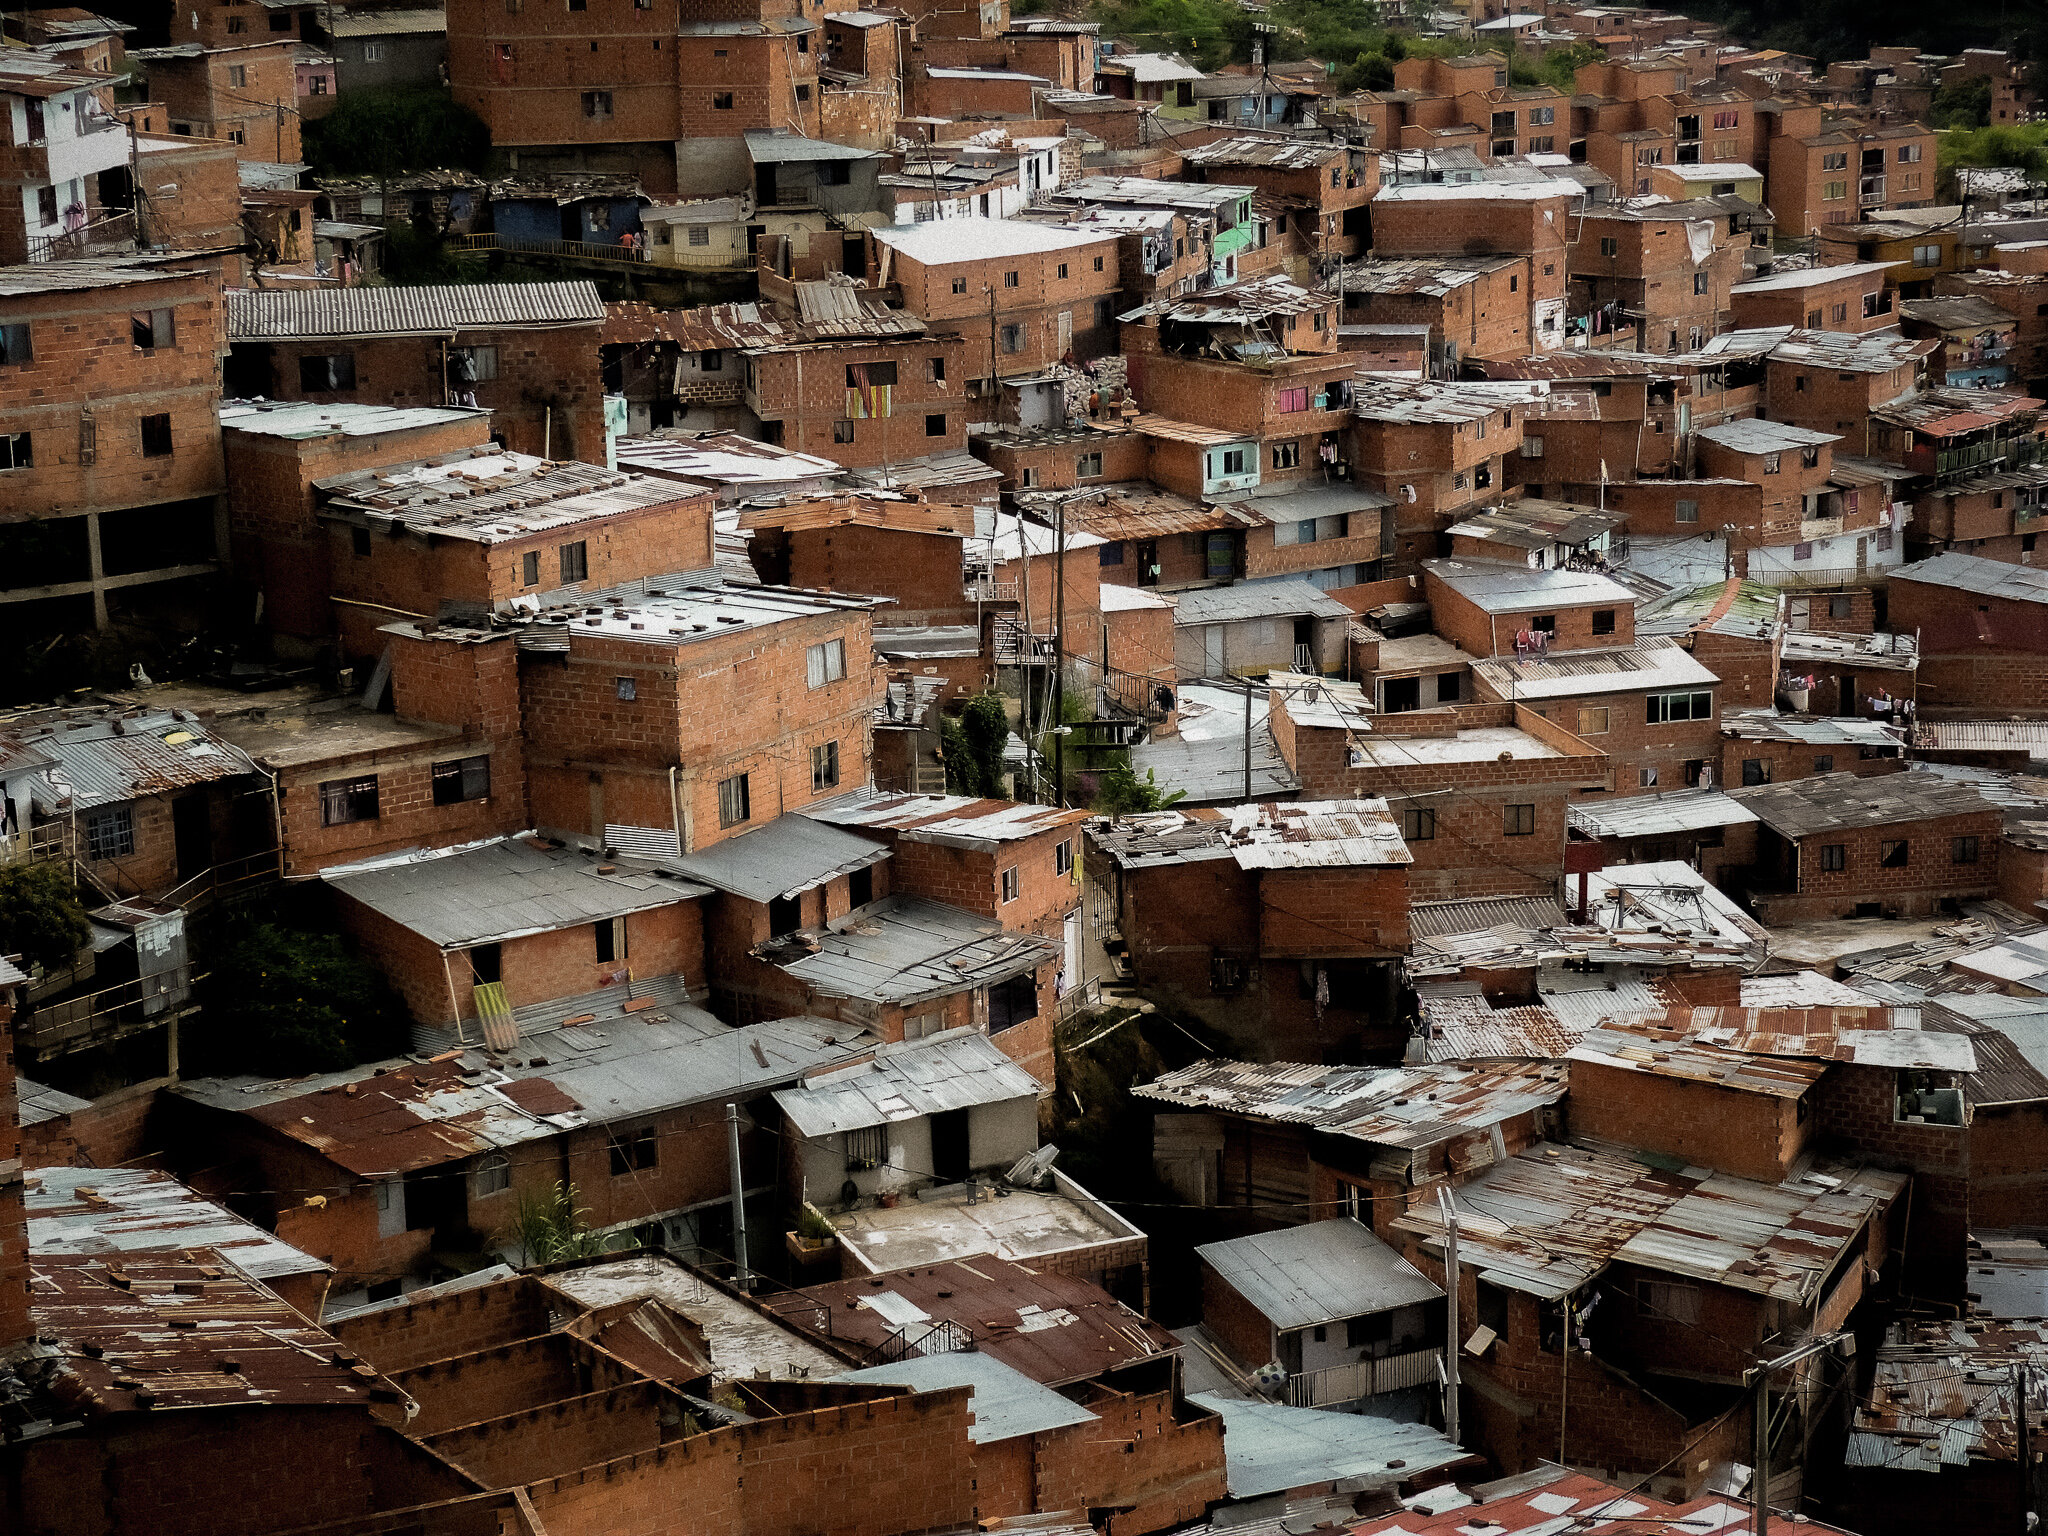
[1053, 496, 1067, 805]
[1242, 677, 1253, 801]
[1745, 1332, 1846, 1536]
[725, 1101, 751, 1291]
[1436, 1186, 1461, 1444]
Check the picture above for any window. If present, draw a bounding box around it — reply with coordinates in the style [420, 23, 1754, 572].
[1599, 236, 1619, 258]
[227, 64, 246, 87]
[0, 324, 31, 366]
[1881, 839, 1909, 868]
[1898, 143, 1922, 163]
[687, 225, 710, 247]
[811, 740, 840, 792]
[1953, 835, 1981, 865]
[1276, 386, 1309, 414]
[1522, 434, 1544, 460]
[595, 916, 626, 963]
[615, 676, 636, 702]
[713, 92, 733, 109]
[1272, 441, 1299, 470]
[999, 323, 1024, 354]
[522, 550, 541, 587]
[1913, 243, 1941, 268]
[1801, 446, 1820, 469]
[917, 411, 943, 439]
[1762, 452, 1781, 475]
[1828, 596, 1852, 620]
[140, 414, 172, 457]
[1056, 263, 1068, 279]
[298, 353, 354, 391]
[1503, 804, 1536, 837]
[1647, 691, 1712, 723]
[559, 541, 588, 582]
[132, 308, 173, 351]
[1637, 1278, 1702, 1325]
[608, 1129, 657, 1176]
[1821, 843, 1847, 872]
[1813, 754, 1834, 773]
[350, 526, 371, 559]
[1077, 451, 1102, 478]
[1000, 866, 1020, 902]
[1741, 758, 1768, 786]
[1591, 609, 1615, 636]
[794, 84, 809, 101]
[1693, 272, 1709, 296]
[1093, 255, 1104, 272]
[1824, 180, 1848, 201]
[844, 1123, 888, 1170]
[807, 638, 847, 688]
[1401, 808, 1435, 841]
[988, 971, 1037, 1032]
[581, 89, 613, 119]
[951, 278, 967, 294]
[1220, 448, 1247, 476]
[1576, 706, 1609, 736]
[320, 775, 380, 826]
[431, 755, 491, 806]
[84, 806, 135, 861]
[1640, 767, 1660, 788]
[1003, 270, 1020, 288]
[833, 418, 855, 444]
[1099, 541, 1124, 567]
[847, 360, 897, 388]
[35, 185, 56, 226]
[0, 432, 32, 470]
[473, 1154, 512, 1197]
[718, 773, 751, 827]
[1831, 302, 1848, 325]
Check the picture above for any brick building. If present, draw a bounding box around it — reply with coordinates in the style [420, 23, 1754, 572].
[1178, 136, 1376, 264]
[1471, 634, 1725, 796]
[1567, 203, 1746, 355]
[1351, 381, 1527, 571]
[1729, 260, 1895, 332]
[0, 261, 228, 638]
[1267, 679, 1610, 901]
[1727, 769, 2003, 921]
[134, 41, 301, 163]
[743, 496, 978, 625]
[1889, 552, 2048, 714]
[1368, 179, 1575, 353]
[743, 326, 972, 468]
[1760, 326, 1935, 439]
[1342, 255, 1533, 375]
[224, 281, 614, 465]
[218, 398, 497, 645]
[1422, 559, 1637, 658]
[1090, 800, 1412, 1058]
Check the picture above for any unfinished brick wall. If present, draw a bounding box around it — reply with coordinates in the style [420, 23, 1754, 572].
[883, 232, 1121, 380]
[745, 336, 969, 467]
[0, 268, 226, 525]
[1816, 1061, 1969, 1299]
[776, 524, 969, 623]
[393, 1332, 644, 1436]
[1747, 807, 2004, 923]
[1567, 1057, 1813, 1183]
[330, 1276, 561, 1374]
[1424, 570, 1634, 657]
[424, 1383, 670, 1486]
[270, 732, 526, 879]
[19, 1079, 164, 1170]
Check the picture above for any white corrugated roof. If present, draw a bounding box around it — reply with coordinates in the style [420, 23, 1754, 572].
[227, 280, 604, 340]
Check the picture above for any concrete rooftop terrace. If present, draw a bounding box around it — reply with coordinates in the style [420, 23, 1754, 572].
[831, 1173, 1144, 1273]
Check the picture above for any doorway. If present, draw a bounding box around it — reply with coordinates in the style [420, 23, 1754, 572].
[171, 793, 210, 883]
[1381, 676, 1421, 713]
[929, 1108, 970, 1183]
[1838, 672, 1857, 717]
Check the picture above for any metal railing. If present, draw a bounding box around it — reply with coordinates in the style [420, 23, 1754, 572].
[0, 823, 70, 868]
[449, 232, 752, 270]
[29, 207, 136, 262]
[19, 965, 196, 1058]
[161, 847, 280, 913]
[966, 575, 1019, 603]
[1282, 1347, 1442, 1408]
[856, 1318, 974, 1368]
[994, 616, 1056, 665]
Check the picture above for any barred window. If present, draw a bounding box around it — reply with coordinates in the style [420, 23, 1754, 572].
[320, 775, 380, 826]
[845, 1124, 888, 1169]
[85, 806, 135, 861]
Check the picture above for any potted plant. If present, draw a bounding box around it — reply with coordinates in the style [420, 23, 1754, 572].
[784, 1202, 839, 1266]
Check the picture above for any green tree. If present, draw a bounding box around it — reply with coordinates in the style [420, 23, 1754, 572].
[0, 863, 91, 974]
[1938, 121, 2048, 201]
[192, 923, 409, 1076]
[1930, 76, 1992, 129]
[1094, 759, 1186, 819]
[301, 87, 491, 180]
[1536, 40, 1605, 94]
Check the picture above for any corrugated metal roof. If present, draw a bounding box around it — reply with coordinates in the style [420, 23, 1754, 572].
[839, 1351, 1098, 1441]
[1174, 579, 1354, 626]
[1729, 768, 1997, 840]
[1351, 1466, 1859, 1536]
[1779, 628, 1919, 671]
[1199, 1218, 1442, 1331]
[1568, 1017, 1832, 1098]
[1913, 720, 2048, 754]
[804, 789, 1088, 849]
[319, 448, 688, 544]
[668, 813, 892, 904]
[1446, 499, 1625, 551]
[325, 8, 445, 35]
[1695, 417, 1840, 453]
[0, 708, 258, 812]
[755, 894, 1058, 1006]
[324, 836, 710, 949]
[1569, 788, 1759, 839]
[773, 1027, 1040, 1138]
[23, 1255, 401, 1419]
[1129, 723, 1300, 805]
[1393, 1141, 1906, 1302]
[1848, 1319, 2048, 1474]
[1136, 1058, 1567, 1150]
[1091, 799, 1409, 871]
[1423, 557, 1637, 614]
[27, 1166, 330, 1283]
[1893, 550, 2048, 605]
[1636, 579, 1783, 642]
[1720, 706, 1904, 747]
[1190, 1392, 1472, 1499]
[1471, 635, 1720, 701]
[227, 280, 605, 340]
[1655, 1002, 1975, 1071]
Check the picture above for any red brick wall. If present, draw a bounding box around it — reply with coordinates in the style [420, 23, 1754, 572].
[19, 1078, 164, 1171]
[270, 734, 525, 879]
[0, 269, 226, 523]
[1597, 479, 1761, 541]
[1424, 570, 1634, 656]
[249, 327, 608, 466]
[330, 1277, 561, 1373]
[1567, 1058, 1811, 1183]
[1749, 807, 2003, 922]
[780, 524, 967, 623]
[884, 235, 1121, 380]
[1815, 1062, 1968, 1299]
[1257, 866, 1410, 956]
[424, 1383, 668, 1485]
[746, 336, 969, 466]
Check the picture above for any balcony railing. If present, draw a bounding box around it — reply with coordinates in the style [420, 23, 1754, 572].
[450, 232, 752, 271]
[18, 965, 196, 1059]
[0, 822, 70, 869]
[1282, 1346, 1443, 1407]
[28, 206, 136, 262]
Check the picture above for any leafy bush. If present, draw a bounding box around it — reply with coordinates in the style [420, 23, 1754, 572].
[0, 863, 91, 973]
[192, 923, 409, 1076]
[509, 1181, 618, 1265]
[943, 694, 1013, 798]
[302, 87, 491, 179]
[1094, 759, 1185, 818]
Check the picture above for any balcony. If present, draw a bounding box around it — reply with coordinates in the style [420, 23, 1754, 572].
[1859, 176, 1887, 206]
[28, 206, 136, 263]
[1282, 1346, 1444, 1408]
[0, 822, 71, 869]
